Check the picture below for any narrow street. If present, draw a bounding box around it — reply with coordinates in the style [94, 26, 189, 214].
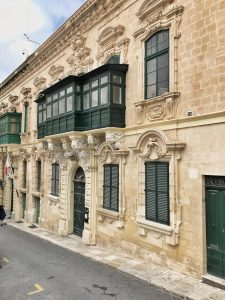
[0, 225, 181, 300]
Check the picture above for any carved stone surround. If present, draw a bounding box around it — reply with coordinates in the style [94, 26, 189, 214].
[66, 33, 94, 76]
[97, 25, 130, 65]
[133, 0, 184, 124]
[130, 130, 186, 245]
[94, 131, 128, 229]
[135, 92, 179, 125]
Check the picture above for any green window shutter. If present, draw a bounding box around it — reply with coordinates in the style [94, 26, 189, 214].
[103, 164, 119, 211]
[145, 161, 169, 225]
[24, 104, 28, 133]
[51, 163, 59, 196]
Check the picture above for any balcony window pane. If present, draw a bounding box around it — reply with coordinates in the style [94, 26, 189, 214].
[100, 86, 108, 105]
[59, 97, 65, 114]
[43, 110, 46, 122]
[76, 95, 81, 111]
[67, 86, 73, 94]
[53, 102, 58, 116]
[100, 76, 108, 85]
[92, 90, 98, 107]
[83, 93, 90, 110]
[83, 83, 89, 92]
[76, 85, 81, 92]
[38, 112, 42, 124]
[92, 80, 98, 88]
[113, 86, 122, 104]
[67, 95, 73, 112]
[47, 105, 52, 118]
[10, 123, 17, 133]
[59, 90, 65, 97]
[47, 96, 52, 103]
[113, 75, 122, 84]
[53, 93, 58, 100]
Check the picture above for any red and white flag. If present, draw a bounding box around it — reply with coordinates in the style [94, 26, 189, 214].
[4, 154, 13, 178]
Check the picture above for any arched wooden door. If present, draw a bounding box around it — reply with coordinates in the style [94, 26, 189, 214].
[73, 167, 85, 237]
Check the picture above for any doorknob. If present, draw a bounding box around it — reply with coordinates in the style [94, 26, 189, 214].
[222, 229, 225, 233]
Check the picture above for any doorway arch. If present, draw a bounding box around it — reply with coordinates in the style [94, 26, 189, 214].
[73, 167, 85, 237]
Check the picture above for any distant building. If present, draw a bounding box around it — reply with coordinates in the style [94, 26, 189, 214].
[0, 0, 224, 281]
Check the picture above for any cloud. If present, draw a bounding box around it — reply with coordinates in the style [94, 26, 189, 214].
[0, 0, 85, 83]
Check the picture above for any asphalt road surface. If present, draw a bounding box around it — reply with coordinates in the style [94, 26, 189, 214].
[0, 225, 182, 300]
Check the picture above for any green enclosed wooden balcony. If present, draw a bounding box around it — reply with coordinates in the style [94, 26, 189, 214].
[0, 112, 22, 144]
[36, 64, 128, 139]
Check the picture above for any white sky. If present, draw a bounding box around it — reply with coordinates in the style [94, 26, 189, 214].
[0, 0, 85, 83]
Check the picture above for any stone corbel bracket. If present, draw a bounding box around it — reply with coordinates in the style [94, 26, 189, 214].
[48, 65, 65, 84]
[8, 95, 19, 111]
[33, 76, 47, 96]
[21, 87, 32, 104]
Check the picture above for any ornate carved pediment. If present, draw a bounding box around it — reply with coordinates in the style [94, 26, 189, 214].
[135, 92, 179, 125]
[98, 25, 125, 47]
[130, 130, 185, 160]
[66, 32, 94, 76]
[33, 76, 47, 95]
[8, 94, 19, 111]
[21, 87, 32, 104]
[48, 65, 65, 84]
[136, 0, 174, 21]
[97, 25, 130, 65]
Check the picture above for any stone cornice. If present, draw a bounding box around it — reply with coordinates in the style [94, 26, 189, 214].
[0, 0, 124, 99]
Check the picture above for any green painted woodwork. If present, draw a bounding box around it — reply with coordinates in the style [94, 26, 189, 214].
[103, 164, 119, 212]
[0, 112, 21, 144]
[51, 163, 59, 196]
[35, 197, 40, 224]
[206, 188, 225, 278]
[22, 193, 26, 219]
[74, 167, 85, 237]
[24, 103, 28, 133]
[145, 161, 169, 225]
[36, 64, 128, 139]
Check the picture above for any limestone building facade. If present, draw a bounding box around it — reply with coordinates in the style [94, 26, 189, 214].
[0, 0, 225, 280]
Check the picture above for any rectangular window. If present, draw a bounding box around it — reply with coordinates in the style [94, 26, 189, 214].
[66, 95, 73, 112]
[52, 101, 58, 117]
[145, 161, 169, 225]
[91, 90, 98, 107]
[24, 104, 28, 133]
[37, 160, 41, 192]
[83, 93, 90, 110]
[113, 86, 122, 104]
[51, 163, 59, 196]
[59, 97, 65, 114]
[23, 160, 27, 188]
[47, 105, 52, 119]
[103, 164, 119, 212]
[145, 30, 169, 99]
[100, 86, 108, 105]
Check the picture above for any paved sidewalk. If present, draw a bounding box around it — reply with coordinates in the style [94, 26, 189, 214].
[6, 220, 225, 300]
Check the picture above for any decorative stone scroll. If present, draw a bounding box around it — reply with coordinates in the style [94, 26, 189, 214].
[21, 87, 32, 104]
[135, 92, 179, 125]
[97, 25, 130, 65]
[130, 130, 186, 245]
[8, 95, 19, 112]
[66, 32, 94, 75]
[48, 65, 65, 84]
[0, 102, 8, 115]
[33, 76, 47, 96]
